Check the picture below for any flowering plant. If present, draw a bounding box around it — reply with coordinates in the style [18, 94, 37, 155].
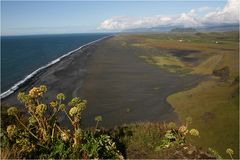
[1, 85, 123, 159]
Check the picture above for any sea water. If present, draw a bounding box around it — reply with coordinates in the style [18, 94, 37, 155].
[1, 33, 111, 97]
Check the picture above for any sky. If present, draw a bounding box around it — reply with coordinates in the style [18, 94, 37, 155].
[1, 0, 239, 35]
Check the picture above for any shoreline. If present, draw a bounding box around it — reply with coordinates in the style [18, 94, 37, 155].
[2, 35, 205, 128]
[0, 35, 114, 100]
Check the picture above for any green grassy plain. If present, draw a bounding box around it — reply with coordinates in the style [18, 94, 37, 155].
[115, 31, 239, 158]
[167, 79, 239, 158]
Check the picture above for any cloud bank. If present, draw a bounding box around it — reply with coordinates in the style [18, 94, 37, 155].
[99, 0, 239, 30]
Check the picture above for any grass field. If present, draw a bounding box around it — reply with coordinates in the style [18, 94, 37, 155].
[117, 32, 238, 77]
[168, 80, 239, 158]
[115, 31, 239, 158]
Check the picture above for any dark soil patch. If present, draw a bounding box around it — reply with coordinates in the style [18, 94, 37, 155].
[212, 66, 230, 81]
[169, 49, 201, 57]
[168, 49, 202, 63]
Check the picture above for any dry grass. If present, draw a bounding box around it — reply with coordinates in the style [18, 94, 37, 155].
[0, 147, 19, 159]
[216, 51, 239, 79]
[192, 54, 223, 75]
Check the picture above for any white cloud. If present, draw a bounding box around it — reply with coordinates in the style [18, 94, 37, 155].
[99, 0, 239, 30]
[98, 15, 173, 30]
[203, 0, 240, 24]
[174, 9, 201, 27]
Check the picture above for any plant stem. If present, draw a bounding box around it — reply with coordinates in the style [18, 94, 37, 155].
[49, 109, 58, 121]
[28, 111, 42, 129]
[56, 124, 64, 133]
[63, 110, 74, 124]
[51, 123, 56, 141]
[37, 98, 40, 105]
[37, 143, 49, 150]
[14, 114, 39, 140]
[95, 121, 99, 131]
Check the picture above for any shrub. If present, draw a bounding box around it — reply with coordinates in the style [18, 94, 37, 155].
[0, 85, 123, 159]
[157, 117, 200, 150]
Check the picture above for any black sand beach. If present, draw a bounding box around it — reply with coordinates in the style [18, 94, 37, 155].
[2, 36, 204, 128]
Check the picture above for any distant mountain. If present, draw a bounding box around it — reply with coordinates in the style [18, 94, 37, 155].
[170, 27, 197, 33]
[123, 24, 239, 33]
[198, 24, 239, 32]
[123, 25, 178, 33]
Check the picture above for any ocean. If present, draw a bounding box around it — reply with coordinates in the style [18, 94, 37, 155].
[1, 33, 111, 97]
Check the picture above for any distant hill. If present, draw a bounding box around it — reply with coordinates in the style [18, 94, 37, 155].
[198, 24, 239, 32]
[123, 24, 239, 33]
[123, 25, 176, 33]
[170, 27, 197, 33]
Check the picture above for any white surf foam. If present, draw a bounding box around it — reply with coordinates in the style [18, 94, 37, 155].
[0, 35, 113, 99]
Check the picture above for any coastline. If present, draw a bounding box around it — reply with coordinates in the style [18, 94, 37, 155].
[2, 35, 205, 128]
[0, 35, 113, 99]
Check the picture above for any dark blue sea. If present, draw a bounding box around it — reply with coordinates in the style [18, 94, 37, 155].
[1, 33, 111, 95]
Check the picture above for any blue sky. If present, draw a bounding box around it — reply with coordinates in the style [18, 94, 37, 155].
[1, 0, 238, 35]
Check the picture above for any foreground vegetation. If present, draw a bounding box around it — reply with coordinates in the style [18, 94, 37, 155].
[2, 85, 237, 159]
[115, 31, 239, 158]
[1, 86, 123, 159]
